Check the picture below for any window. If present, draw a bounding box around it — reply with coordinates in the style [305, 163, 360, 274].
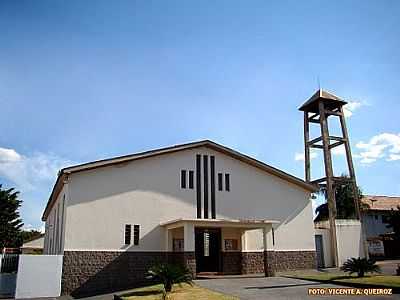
[224, 239, 238, 251]
[374, 215, 378, 220]
[203, 232, 210, 256]
[225, 173, 230, 191]
[134, 225, 140, 245]
[188, 170, 194, 189]
[173, 239, 184, 252]
[181, 170, 187, 188]
[218, 173, 223, 191]
[124, 224, 131, 245]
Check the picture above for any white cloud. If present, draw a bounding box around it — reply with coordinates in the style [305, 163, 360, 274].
[355, 133, 400, 164]
[343, 101, 363, 118]
[22, 223, 45, 233]
[0, 147, 22, 162]
[388, 154, 400, 161]
[0, 147, 74, 191]
[295, 151, 318, 161]
[332, 144, 346, 156]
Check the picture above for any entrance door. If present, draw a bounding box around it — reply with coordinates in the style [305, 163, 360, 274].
[195, 228, 221, 273]
[315, 235, 325, 268]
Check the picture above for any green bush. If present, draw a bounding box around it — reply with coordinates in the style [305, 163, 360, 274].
[146, 263, 192, 293]
[341, 257, 380, 277]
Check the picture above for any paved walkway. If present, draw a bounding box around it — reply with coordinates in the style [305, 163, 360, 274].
[376, 260, 400, 276]
[195, 276, 399, 300]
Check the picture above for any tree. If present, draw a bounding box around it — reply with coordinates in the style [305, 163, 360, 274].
[314, 175, 366, 222]
[146, 263, 192, 296]
[383, 205, 400, 241]
[341, 257, 380, 277]
[0, 184, 24, 248]
[20, 230, 43, 243]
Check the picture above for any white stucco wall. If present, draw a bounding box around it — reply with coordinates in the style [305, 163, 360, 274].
[43, 184, 67, 255]
[57, 147, 314, 252]
[314, 219, 365, 267]
[15, 255, 63, 299]
[336, 219, 365, 266]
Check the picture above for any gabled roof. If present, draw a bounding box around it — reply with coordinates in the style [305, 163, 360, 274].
[41, 140, 317, 221]
[361, 195, 400, 211]
[299, 89, 347, 113]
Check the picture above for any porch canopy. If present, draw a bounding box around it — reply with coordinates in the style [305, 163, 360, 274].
[160, 218, 279, 252]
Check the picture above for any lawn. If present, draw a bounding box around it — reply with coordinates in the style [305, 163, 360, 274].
[282, 270, 400, 288]
[119, 283, 238, 300]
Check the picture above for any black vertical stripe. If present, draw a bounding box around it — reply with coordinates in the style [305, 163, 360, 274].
[210, 156, 216, 219]
[203, 155, 208, 219]
[188, 170, 194, 189]
[181, 170, 186, 188]
[225, 173, 230, 191]
[196, 155, 201, 218]
[218, 173, 223, 191]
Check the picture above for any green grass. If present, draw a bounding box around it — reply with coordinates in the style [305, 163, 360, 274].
[119, 283, 238, 300]
[338, 276, 400, 288]
[282, 270, 400, 288]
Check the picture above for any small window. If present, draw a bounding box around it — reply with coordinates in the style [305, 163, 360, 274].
[181, 170, 187, 188]
[224, 239, 238, 251]
[218, 173, 223, 191]
[203, 232, 210, 256]
[173, 239, 184, 252]
[188, 170, 194, 189]
[375, 215, 378, 220]
[133, 224, 140, 245]
[124, 224, 131, 245]
[225, 174, 230, 191]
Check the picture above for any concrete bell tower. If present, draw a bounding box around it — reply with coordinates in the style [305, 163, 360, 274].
[299, 89, 361, 267]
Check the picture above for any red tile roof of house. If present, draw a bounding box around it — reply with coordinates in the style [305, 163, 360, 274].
[361, 195, 400, 211]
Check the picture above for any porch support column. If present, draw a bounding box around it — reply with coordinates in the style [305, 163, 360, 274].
[183, 223, 195, 252]
[183, 223, 196, 278]
[164, 227, 173, 251]
[263, 225, 275, 277]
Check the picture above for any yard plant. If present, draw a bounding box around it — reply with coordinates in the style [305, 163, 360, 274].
[147, 263, 192, 295]
[341, 257, 380, 277]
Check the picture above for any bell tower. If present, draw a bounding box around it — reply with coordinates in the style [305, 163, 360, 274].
[299, 89, 360, 267]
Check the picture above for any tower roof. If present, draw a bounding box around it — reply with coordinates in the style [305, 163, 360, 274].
[299, 89, 347, 113]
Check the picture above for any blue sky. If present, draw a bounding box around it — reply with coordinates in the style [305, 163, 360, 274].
[0, 1, 399, 231]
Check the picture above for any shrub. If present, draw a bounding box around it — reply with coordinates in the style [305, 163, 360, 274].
[147, 263, 192, 293]
[341, 257, 380, 277]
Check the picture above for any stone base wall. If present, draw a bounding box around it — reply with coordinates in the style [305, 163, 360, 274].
[62, 251, 195, 297]
[273, 250, 316, 272]
[62, 250, 315, 296]
[221, 252, 242, 274]
[240, 250, 316, 275]
[241, 252, 265, 274]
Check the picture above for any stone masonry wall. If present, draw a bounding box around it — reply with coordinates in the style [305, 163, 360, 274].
[221, 252, 242, 274]
[241, 252, 265, 274]
[62, 251, 195, 297]
[62, 250, 315, 296]
[273, 250, 316, 272]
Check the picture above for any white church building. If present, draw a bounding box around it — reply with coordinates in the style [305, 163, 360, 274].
[42, 140, 318, 296]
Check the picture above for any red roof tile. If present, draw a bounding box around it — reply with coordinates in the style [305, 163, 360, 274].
[361, 195, 400, 211]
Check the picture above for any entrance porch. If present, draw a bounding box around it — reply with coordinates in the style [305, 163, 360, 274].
[161, 218, 279, 277]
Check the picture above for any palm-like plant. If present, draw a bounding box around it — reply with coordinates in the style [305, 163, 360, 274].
[147, 263, 192, 294]
[341, 257, 380, 277]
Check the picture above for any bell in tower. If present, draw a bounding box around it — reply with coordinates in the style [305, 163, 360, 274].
[299, 89, 362, 267]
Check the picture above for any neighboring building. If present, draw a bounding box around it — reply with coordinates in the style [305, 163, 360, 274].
[21, 235, 44, 254]
[361, 195, 400, 258]
[41, 140, 318, 296]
